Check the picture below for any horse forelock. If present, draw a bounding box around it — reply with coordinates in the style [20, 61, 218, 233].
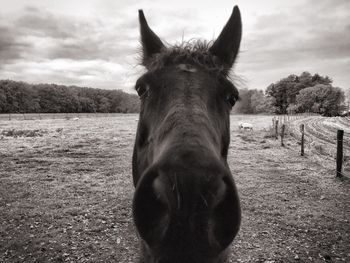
[140, 40, 232, 77]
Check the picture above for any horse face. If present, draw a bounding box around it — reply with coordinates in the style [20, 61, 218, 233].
[132, 6, 242, 263]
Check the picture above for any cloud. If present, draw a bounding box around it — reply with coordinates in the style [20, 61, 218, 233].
[0, 0, 349, 92]
[11, 7, 139, 61]
[0, 5, 142, 90]
[0, 24, 32, 64]
[0, 58, 135, 90]
[236, 0, 350, 89]
[15, 7, 76, 39]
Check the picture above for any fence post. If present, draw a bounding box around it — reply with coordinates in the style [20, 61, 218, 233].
[281, 124, 285, 147]
[336, 130, 344, 177]
[300, 124, 305, 156]
[275, 120, 279, 140]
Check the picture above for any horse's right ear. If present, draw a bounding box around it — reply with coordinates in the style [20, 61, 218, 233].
[139, 10, 165, 67]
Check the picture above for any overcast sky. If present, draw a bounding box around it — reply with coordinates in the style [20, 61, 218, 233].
[0, 0, 349, 93]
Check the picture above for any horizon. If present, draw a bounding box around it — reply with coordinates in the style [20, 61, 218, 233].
[0, 0, 349, 93]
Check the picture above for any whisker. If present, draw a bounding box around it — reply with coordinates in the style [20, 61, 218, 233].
[200, 194, 208, 208]
[174, 173, 181, 211]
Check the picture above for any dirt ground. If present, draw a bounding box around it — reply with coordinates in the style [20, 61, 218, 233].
[0, 115, 349, 263]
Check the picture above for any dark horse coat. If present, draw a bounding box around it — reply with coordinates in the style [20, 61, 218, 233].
[132, 5, 242, 263]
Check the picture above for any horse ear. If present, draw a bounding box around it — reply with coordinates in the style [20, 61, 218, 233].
[139, 9, 165, 66]
[209, 6, 242, 69]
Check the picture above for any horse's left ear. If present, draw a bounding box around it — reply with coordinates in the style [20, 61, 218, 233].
[209, 6, 242, 69]
[139, 10, 165, 67]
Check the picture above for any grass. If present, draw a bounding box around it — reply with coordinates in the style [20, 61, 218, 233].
[0, 114, 349, 262]
[1, 129, 48, 137]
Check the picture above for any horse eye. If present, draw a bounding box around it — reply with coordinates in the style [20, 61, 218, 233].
[226, 94, 236, 107]
[136, 83, 149, 98]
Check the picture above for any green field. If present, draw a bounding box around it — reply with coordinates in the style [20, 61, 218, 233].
[0, 115, 349, 262]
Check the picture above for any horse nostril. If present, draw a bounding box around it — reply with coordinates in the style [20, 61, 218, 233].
[133, 168, 170, 246]
[208, 176, 241, 250]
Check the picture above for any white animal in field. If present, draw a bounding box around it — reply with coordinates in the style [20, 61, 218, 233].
[238, 122, 253, 131]
[72, 117, 79, 121]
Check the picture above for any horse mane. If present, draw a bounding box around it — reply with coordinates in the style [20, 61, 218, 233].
[141, 40, 232, 77]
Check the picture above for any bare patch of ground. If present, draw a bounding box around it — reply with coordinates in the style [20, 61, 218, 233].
[0, 115, 349, 262]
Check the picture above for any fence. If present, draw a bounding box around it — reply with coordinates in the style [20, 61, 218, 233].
[271, 114, 349, 178]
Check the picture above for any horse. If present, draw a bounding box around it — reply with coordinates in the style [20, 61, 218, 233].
[132, 5, 242, 263]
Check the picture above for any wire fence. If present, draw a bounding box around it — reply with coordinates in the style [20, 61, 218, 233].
[271, 114, 350, 178]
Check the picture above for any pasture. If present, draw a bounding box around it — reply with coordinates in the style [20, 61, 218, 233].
[0, 114, 349, 262]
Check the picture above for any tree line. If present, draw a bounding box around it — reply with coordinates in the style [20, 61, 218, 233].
[0, 80, 140, 114]
[232, 72, 347, 116]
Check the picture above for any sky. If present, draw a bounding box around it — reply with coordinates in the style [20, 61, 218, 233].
[0, 0, 349, 93]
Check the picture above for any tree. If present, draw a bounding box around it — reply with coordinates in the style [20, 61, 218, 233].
[295, 84, 344, 116]
[0, 84, 8, 112]
[232, 88, 254, 114]
[1, 80, 20, 113]
[266, 72, 333, 114]
[230, 88, 276, 114]
[250, 90, 276, 114]
[98, 96, 111, 113]
[0, 79, 140, 114]
[344, 88, 350, 112]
